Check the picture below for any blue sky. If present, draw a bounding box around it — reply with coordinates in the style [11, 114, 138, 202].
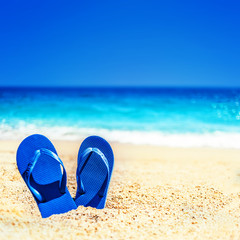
[0, 0, 239, 87]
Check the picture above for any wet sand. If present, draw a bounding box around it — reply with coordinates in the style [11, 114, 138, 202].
[0, 140, 240, 239]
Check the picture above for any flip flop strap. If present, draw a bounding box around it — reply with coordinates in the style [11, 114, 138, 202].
[77, 147, 110, 198]
[23, 148, 67, 202]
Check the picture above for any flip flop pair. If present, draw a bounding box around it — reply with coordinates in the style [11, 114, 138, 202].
[16, 134, 114, 218]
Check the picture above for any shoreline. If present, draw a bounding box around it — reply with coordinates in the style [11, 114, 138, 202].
[1, 128, 240, 149]
[2, 139, 240, 150]
[1, 140, 240, 239]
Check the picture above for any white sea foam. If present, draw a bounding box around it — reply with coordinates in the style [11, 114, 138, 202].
[1, 123, 240, 149]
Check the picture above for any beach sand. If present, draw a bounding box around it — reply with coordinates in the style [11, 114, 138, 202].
[0, 140, 240, 239]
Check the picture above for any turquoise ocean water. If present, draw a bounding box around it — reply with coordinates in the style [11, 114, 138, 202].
[0, 87, 240, 148]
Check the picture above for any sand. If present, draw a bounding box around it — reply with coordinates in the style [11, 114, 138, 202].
[0, 140, 240, 240]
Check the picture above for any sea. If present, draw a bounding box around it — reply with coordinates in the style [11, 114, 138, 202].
[0, 87, 240, 148]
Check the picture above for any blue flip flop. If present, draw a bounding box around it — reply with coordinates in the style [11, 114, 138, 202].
[16, 134, 77, 218]
[75, 136, 114, 209]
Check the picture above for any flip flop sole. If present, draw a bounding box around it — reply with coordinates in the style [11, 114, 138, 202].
[75, 136, 114, 209]
[17, 134, 77, 218]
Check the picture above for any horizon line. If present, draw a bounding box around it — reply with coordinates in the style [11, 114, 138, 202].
[0, 85, 240, 89]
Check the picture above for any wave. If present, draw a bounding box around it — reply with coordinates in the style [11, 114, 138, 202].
[1, 123, 240, 149]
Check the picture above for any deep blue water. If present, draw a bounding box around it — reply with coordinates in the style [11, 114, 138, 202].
[0, 87, 240, 147]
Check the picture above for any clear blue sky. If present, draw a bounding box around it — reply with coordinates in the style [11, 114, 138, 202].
[0, 0, 239, 87]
